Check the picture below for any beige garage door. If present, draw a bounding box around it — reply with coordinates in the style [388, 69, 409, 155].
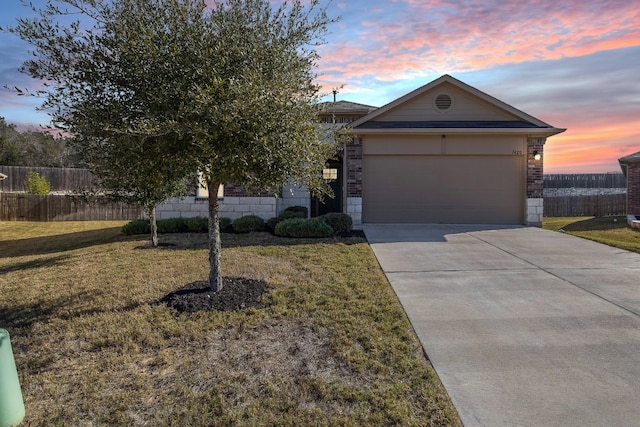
[363, 155, 524, 224]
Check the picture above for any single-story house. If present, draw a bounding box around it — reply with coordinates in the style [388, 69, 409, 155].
[618, 151, 640, 228]
[157, 74, 565, 226]
[155, 100, 377, 221]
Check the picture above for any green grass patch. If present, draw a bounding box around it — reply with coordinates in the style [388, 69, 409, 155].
[0, 221, 461, 426]
[543, 216, 640, 253]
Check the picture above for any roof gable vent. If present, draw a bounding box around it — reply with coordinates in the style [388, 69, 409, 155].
[434, 93, 453, 112]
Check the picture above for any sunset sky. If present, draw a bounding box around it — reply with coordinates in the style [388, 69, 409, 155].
[1, 0, 639, 173]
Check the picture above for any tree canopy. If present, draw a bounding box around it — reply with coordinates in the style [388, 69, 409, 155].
[9, 0, 338, 291]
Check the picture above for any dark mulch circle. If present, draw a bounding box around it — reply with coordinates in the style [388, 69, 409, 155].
[339, 229, 366, 238]
[160, 277, 269, 313]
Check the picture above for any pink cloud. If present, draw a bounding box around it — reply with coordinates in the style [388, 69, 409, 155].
[318, 0, 640, 85]
[544, 116, 640, 173]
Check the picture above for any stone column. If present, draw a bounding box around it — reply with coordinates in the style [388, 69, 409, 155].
[345, 137, 363, 225]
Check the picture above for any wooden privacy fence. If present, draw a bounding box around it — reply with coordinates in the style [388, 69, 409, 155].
[544, 194, 626, 217]
[0, 166, 95, 193]
[544, 173, 626, 189]
[0, 193, 143, 221]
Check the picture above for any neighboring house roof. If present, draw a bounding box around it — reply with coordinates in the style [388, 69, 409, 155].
[351, 74, 565, 137]
[319, 100, 378, 115]
[618, 151, 640, 176]
[619, 151, 640, 164]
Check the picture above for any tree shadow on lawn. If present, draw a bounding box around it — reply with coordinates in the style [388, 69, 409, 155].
[0, 288, 145, 330]
[0, 254, 72, 275]
[0, 227, 127, 258]
[562, 216, 629, 232]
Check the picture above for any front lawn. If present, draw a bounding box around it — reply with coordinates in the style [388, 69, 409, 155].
[543, 216, 640, 253]
[0, 221, 461, 426]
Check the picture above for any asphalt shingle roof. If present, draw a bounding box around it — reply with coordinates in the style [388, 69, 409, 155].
[619, 151, 640, 164]
[354, 120, 550, 129]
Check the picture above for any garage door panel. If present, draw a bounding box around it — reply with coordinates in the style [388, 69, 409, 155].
[363, 155, 524, 224]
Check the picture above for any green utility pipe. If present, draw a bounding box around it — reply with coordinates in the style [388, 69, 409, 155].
[0, 329, 25, 427]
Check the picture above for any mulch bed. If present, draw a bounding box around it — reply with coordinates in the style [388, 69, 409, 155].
[160, 277, 269, 313]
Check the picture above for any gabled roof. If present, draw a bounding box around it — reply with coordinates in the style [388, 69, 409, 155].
[619, 151, 640, 164]
[351, 74, 565, 136]
[619, 151, 640, 176]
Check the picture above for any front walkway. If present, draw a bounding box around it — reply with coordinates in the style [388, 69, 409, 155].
[364, 224, 640, 427]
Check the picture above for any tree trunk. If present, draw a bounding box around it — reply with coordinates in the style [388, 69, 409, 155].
[207, 181, 222, 292]
[147, 204, 159, 247]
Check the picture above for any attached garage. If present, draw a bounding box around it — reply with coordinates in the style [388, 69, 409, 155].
[363, 154, 524, 224]
[345, 75, 565, 226]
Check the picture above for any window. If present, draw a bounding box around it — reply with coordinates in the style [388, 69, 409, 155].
[323, 168, 338, 180]
[196, 169, 224, 198]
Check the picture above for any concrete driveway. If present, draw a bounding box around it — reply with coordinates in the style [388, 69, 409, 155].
[364, 224, 640, 427]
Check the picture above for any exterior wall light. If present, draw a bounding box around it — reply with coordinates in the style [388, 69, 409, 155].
[533, 150, 541, 161]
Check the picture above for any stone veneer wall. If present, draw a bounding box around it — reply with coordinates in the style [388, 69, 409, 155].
[347, 197, 362, 225]
[156, 196, 277, 221]
[156, 181, 310, 221]
[526, 137, 546, 226]
[276, 181, 311, 216]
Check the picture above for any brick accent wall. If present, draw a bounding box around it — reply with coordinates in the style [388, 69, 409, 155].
[627, 162, 640, 215]
[527, 137, 546, 198]
[222, 184, 274, 198]
[346, 137, 362, 198]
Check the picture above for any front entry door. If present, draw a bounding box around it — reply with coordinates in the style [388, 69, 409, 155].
[311, 160, 343, 217]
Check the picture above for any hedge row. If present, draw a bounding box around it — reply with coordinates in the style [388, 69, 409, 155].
[121, 217, 211, 235]
[121, 206, 353, 238]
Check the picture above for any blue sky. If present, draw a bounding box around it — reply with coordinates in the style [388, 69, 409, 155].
[1, 0, 639, 172]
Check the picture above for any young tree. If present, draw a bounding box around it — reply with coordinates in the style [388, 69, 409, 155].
[182, 0, 338, 291]
[77, 133, 192, 247]
[8, 0, 337, 291]
[7, 0, 203, 246]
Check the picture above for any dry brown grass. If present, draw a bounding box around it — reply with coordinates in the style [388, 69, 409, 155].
[543, 216, 640, 253]
[0, 221, 461, 426]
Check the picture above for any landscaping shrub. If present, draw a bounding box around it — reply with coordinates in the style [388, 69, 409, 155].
[321, 212, 353, 234]
[121, 219, 151, 235]
[281, 210, 307, 220]
[274, 217, 333, 238]
[185, 216, 209, 233]
[219, 217, 232, 232]
[266, 216, 280, 232]
[157, 217, 188, 233]
[122, 217, 233, 235]
[25, 170, 51, 195]
[266, 210, 307, 231]
[284, 205, 308, 217]
[232, 215, 265, 233]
